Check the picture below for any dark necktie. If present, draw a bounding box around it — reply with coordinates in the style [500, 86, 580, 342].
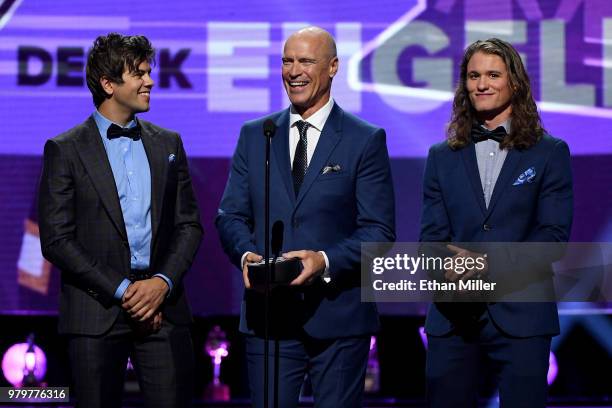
[471, 124, 507, 144]
[292, 120, 310, 197]
[107, 123, 141, 141]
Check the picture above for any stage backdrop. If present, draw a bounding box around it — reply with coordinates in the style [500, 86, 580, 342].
[0, 0, 611, 315]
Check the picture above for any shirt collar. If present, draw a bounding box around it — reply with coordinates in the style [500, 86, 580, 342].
[289, 97, 334, 132]
[93, 110, 137, 140]
[479, 118, 511, 134]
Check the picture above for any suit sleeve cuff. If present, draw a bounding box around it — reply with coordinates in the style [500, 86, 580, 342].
[153, 273, 174, 296]
[114, 278, 131, 301]
[319, 251, 331, 283]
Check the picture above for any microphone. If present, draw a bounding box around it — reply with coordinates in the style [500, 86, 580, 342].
[263, 119, 277, 138]
[271, 220, 284, 257]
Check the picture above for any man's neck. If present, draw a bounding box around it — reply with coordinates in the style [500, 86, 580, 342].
[290, 97, 334, 132]
[98, 103, 134, 127]
[292, 94, 331, 120]
[476, 104, 512, 130]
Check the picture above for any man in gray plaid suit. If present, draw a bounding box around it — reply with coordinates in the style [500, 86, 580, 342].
[38, 33, 202, 408]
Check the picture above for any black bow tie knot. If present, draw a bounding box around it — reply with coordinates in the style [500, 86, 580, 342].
[107, 123, 141, 141]
[471, 124, 507, 144]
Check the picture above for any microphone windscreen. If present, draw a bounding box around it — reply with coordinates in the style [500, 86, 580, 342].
[263, 119, 277, 138]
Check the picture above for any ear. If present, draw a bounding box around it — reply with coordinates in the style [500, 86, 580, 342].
[100, 76, 114, 97]
[329, 56, 339, 78]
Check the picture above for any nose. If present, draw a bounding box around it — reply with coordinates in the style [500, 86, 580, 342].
[476, 76, 488, 91]
[288, 62, 302, 78]
[144, 72, 154, 88]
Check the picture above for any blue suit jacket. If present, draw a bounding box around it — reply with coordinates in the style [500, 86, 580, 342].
[420, 134, 573, 337]
[216, 103, 395, 339]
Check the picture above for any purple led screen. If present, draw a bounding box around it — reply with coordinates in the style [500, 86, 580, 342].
[1, 0, 612, 157]
[0, 0, 611, 315]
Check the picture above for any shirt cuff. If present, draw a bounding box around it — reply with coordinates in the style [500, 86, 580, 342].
[153, 273, 174, 295]
[114, 278, 131, 301]
[319, 251, 331, 283]
[241, 251, 252, 268]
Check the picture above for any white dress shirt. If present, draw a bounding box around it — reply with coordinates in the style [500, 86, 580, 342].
[289, 97, 335, 166]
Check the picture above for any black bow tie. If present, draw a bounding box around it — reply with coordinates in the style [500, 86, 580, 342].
[107, 123, 141, 141]
[471, 124, 507, 144]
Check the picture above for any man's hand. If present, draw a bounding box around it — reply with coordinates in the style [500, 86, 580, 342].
[242, 252, 263, 289]
[150, 310, 163, 331]
[122, 277, 169, 321]
[284, 250, 326, 286]
[131, 311, 163, 336]
[445, 244, 488, 282]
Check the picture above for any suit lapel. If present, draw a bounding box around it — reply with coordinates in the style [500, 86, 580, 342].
[140, 124, 166, 248]
[294, 104, 343, 208]
[271, 109, 296, 204]
[485, 148, 523, 219]
[75, 116, 127, 241]
[460, 144, 487, 215]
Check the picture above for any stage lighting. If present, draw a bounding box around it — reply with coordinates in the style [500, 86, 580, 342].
[203, 325, 230, 401]
[548, 351, 558, 385]
[365, 336, 380, 393]
[22, 334, 38, 386]
[1, 334, 47, 387]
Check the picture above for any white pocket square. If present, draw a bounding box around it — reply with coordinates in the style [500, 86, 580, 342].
[168, 153, 176, 163]
[322, 164, 342, 175]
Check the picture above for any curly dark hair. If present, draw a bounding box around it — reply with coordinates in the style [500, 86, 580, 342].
[85, 33, 155, 108]
[447, 38, 544, 150]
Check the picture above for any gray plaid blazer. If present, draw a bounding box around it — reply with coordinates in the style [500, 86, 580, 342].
[38, 116, 203, 335]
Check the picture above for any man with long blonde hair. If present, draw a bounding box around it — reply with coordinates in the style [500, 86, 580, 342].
[420, 38, 573, 407]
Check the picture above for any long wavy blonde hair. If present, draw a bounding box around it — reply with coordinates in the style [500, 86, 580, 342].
[447, 38, 544, 150]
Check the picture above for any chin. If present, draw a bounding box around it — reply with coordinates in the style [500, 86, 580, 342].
[474, 104, 497, 113]
[289, 99, 307, 109]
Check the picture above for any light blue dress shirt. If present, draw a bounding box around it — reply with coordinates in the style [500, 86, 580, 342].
[92, 111, 172, 301]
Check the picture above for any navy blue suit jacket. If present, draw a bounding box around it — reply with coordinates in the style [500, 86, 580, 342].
[420, 134, 573, 337]
[216, 103, 395, 339]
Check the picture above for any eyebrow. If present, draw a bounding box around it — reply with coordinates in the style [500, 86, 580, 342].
[468, 70, 503, 75]
[282, 57, 317, 63]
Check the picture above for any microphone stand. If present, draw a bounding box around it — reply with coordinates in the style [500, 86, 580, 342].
[262, 120, 276, 408]
[270, 221, 284, 408]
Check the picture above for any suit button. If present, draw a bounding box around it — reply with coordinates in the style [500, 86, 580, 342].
[292, 219, 299, 229]
[483, 224, 491, 231]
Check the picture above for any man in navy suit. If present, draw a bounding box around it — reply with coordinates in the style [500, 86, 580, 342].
[420, 38, 573, 407]
[216, 27, 395, 407]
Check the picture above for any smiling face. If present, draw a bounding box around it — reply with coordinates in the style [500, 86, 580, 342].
[282, 29, 338, 119]
[99, 60, 153, 124]
[113, 60, 154, 114]
[466, 51, 513, 126]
